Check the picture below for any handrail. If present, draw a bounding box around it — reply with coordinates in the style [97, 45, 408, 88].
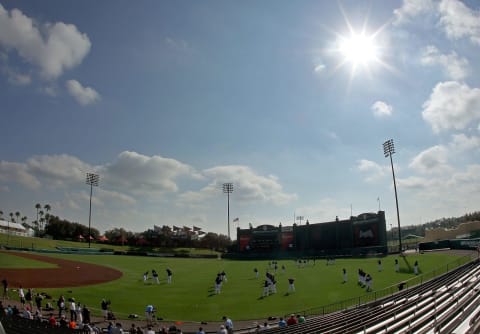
[288, 254, 473, 318]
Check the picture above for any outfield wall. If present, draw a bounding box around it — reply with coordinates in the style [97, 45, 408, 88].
[233, 211, 387, 258]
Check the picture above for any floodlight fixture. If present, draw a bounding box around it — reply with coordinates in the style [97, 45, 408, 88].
[223, 183, 234, 240]
[86, 172, 100, 248]
[383, 139, 402, 253]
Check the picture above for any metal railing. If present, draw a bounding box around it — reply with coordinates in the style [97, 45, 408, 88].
[291, 255, 473, 317]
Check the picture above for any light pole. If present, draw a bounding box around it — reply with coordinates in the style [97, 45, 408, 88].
[223, 183, 233, 240]
[86, 172, 99, 248]
[383, 139, 402, 253]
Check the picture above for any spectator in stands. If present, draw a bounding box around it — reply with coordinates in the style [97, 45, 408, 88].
[69, 298, 77, 321]
[34, 293, 43, 315]
[57, 295, 65, 318]
[76, 302, 83, 324]
[223, 315, 233, 333]
[22, 305, 32, 319]
[111, 322, 124, 334]
[1, 279, 8, 300]
[297, 314, 306, 323]
[48, 313, 57, 327]
[287, 314, 298, 326]
[196, 326, 205, 334]
[278, 317, 287, 328]
[59, 314, 68, 328]
[145, 304, 155, 325]
[146, 325, 155, 334]
[69, 319, 77, 329]
[18, 286, 25, 306]
[217, 324, 227, 334]
[25, 288, 33, 310]
[82, 304, 91, 324]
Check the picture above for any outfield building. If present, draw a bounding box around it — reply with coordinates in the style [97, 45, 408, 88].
[233, 211, 387, 258]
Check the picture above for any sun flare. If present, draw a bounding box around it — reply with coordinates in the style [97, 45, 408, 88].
[339, 32, 378, 66]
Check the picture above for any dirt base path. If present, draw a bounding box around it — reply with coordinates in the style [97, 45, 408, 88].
[0, 250, 122, 288]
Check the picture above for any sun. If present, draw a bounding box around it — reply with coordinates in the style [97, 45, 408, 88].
[338, 31, 379, 66]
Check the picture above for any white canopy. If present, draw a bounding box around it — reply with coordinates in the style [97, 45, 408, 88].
[0, 219, 26, 231]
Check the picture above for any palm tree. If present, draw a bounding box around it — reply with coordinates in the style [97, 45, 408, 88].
[9, 212, 14, 222]
[0, 210, 3, 220]
[21, 216, 27, 227]
[44, 204, 51, 229]
[35, 203, 41, 226]
[39, 210, 44, 230]
[15, 211, 20, 224]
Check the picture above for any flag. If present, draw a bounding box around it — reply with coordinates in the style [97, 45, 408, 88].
[233, 218, 239, 222]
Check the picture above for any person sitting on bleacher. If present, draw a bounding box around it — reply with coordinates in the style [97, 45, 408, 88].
[21, 306, 32, 319]
[48, 313, 57, 327]
[287, 314, 298, 326]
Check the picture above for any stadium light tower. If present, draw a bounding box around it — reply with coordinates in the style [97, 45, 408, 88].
[223, 183, 234, 240]
[86, 172, 100, 248]
[383, 139, 402, 253]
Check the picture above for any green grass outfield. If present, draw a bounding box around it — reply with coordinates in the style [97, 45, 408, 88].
[0, 251, 469, 322]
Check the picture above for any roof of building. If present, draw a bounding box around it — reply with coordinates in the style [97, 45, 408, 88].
[0, 219, 26, 231]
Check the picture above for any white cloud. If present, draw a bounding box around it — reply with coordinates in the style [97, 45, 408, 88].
[449, 134, 480, 152]
[356, 159, 387, 182]
[165, 37, 189, 51]
[0, 161, 40, 189]
[5, 69, 31, 85]
[393, 0, 436, 25]
[438, 0, 480, 45]
[409, 145, 450, 174]
[420, 45, 469, 80]
[422, 81, 480, 133]
[314, 64, 326, 73]
[27, 154, 92, 185]
[397, 176, 437, 191]
[371, 101, 393, 117]
[66, 79, 100, 106]
[180, 165, 297, 206]
[102, 151, 201, 196]
[0, 4, 91, 79]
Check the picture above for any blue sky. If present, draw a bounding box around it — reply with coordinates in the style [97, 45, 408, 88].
[1, 0, 479, 235]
